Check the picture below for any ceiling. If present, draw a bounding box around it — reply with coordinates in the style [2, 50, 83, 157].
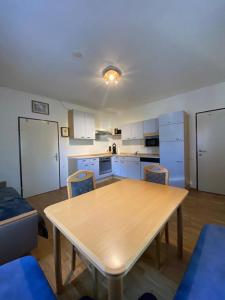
[1, 1, 225, 111]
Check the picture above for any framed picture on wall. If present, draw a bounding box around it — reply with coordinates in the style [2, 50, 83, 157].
[32, 100, 49, 115]
[61, 127, 69, 137]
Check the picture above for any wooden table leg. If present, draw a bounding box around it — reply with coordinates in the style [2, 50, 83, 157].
[108, 276, 123, 300]
[177, 205, 183, 259]
[53, 225, 63, 294]
[92, 267, 98, 299]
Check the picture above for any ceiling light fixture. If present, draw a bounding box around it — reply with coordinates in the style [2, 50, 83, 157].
[102, 65, 122, 85]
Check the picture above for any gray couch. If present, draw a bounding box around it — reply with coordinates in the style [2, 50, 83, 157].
[0, 181, 39, 264]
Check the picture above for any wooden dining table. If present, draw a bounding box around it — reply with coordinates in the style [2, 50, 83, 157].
[44, 179, 188, 300]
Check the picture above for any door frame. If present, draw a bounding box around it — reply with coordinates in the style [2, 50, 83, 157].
[18, 117, 61, 197]
[195, 107, 225, 190]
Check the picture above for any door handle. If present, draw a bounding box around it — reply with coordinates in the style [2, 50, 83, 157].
[54, 153, 59, 161]
[199, 150, 207, 153]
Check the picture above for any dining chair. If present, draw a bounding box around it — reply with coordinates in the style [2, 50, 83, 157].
[67, 170, 98, 297]
[67, 170, 96, 198]
[144, 164, 169, 268]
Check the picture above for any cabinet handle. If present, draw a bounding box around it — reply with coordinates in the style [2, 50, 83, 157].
[176, 161, 183, 163]
[87, 137, 91, 138]
[81, 136, 85, 138]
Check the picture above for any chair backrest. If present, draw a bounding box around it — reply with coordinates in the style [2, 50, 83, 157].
[67, 170, 96, 198]
[144, 164, 169, 185]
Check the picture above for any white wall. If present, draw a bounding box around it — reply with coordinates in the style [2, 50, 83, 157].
[1, 81, 225, 191]
[0, 87, 114, 192]
[117, 81, 225, 187]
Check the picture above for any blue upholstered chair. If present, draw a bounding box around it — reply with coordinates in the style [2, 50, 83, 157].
[67, 170, 96, 199]
[0, 256, 56, 300]
[144, 164, 169, 268]
[67, 170, 98, 297]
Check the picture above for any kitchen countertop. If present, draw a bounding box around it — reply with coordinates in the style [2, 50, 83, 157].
[68, 152, 160, 159]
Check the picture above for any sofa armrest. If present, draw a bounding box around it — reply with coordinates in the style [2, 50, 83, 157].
[0, 210, 39, 264]
[0, 210, 38, 226]
[0, 181, 7, 189]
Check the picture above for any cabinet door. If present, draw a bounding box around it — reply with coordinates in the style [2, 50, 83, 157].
[85, 113, 95, 139]
[73, 111, 86, 139]
[144, 118, 159, 135]
[89, 158, 99, 178]
[120, 157, 127, 176]
[125, 161, 141, 179]
[77, 159, 90, 171]
[159, 111, 184, 126]
[121, 124, 131, 140]
[160, 141, 185, 187]
[159, 123, 184, 142]
[112, 157, 121, 176]
[131, 122, 143, 139]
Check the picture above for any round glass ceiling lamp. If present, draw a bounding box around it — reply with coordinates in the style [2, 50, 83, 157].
[102, 65, 122, 85]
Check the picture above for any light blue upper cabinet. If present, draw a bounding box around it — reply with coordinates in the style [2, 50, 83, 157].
[121, 121, 143, 140]
[130, 122, 144, 139]
[159, 111, 185, 126]
[68, 110, 95, 139]
[143, 118, 159, 136]
[121, 124, 131, 140]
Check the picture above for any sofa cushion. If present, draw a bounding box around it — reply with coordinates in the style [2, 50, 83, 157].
[174, 224, 225, 300]
[0, 256, 56, 300]
[0, 187, 33, 221]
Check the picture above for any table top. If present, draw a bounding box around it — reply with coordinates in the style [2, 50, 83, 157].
[44, 179, 188, 276]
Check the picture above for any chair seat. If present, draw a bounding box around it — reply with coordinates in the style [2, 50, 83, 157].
[174, 224, 225, 300]
[0, 256, 56, 300]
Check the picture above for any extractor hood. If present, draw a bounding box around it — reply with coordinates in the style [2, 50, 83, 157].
[95, 129, 112, 136]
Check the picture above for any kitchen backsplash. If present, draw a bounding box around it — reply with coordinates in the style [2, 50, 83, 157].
[109, 138, 159, 155]
[67, 135, 159, 156]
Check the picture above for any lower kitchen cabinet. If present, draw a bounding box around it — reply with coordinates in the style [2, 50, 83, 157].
[125, 160, 140, 179]
[112, 156, 121, 176]
[119, 157, 141, 179]
[72, 158, 100, 179]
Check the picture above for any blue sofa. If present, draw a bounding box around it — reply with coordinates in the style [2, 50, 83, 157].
[174, 224, 225, 300]
[134, 224, 225, 300]
[0, 256, 56, 300]
[0, 183, 47, 264]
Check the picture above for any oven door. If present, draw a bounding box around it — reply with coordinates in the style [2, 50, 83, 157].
[99, 157, 112, 175]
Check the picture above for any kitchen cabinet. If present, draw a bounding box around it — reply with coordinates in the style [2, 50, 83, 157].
[143, 118, 159, 136]
[119, 157, 140, 179]
[159, 111, 188, 188]
[119, 157, 126, 176]
[159, 111, 184, 126]
[121, 121, 143, 140]
[85, 113, 95, 139]
[125, 160, 140, 179]
[131, 122, 143, 140]
[112, 156, 121, 176]
[89, 158, 99, 178]
[159, 123, 184, 142]
[68, 110, 95, 139]
[121, 124, 131, 141]
[77, 158, 90, 170]
[76, 158, 99, 178]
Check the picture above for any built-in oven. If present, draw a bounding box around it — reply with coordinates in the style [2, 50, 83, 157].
[145, 136, 159, 147]
[99, 156, 112, 175]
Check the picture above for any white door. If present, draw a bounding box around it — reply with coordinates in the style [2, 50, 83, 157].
[19, 118, 60, 197]
[197, 109, 225, 194]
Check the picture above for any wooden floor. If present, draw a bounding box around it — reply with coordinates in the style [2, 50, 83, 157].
[28, 178, 225, 300]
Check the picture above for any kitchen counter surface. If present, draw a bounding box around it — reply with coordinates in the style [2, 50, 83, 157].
[68, 153, 160, 159]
